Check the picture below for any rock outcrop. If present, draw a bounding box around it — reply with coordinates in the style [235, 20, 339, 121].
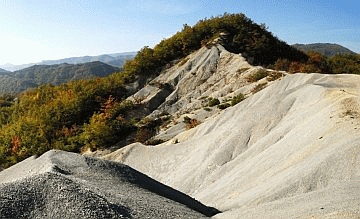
[128, 44, 284, 142]
[105, 73, 360, 218]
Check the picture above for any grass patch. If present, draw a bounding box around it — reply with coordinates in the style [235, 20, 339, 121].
[246, 69, 269, 82]
[237, 67, 250, 75]
[218, 103, 231, 109]
[267, 71, 285, 81]
[251, 82, 268, 93]
[207, 97, 220, 107]
[230, 93, 246, 106]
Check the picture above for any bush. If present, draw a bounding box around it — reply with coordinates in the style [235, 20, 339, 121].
[237, 67, 250, 75]
[272, 51, 346, 74]
[230, 93, 246, 106]
[134, 116, 172, 144]
[208, 97, 220, 107]
[134, 127, 155, 144]
[218, 103, 230, 109]
[145, 138, 165, 146]
[183, 116, 200, 129]
[246, 69, 269, 82]
[79, 112, 134, 150]
[329, 54, 360, 74]
[272, 59, 291, 71]
[267, 71, 285, 81]
[251, 82, 267, 93]
[300, 51, 331, 73]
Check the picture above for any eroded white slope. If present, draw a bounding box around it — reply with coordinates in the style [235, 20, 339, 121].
[104, 73, 360, 218]
[126, 44, 280, 142]
[129, 44, 254, 117]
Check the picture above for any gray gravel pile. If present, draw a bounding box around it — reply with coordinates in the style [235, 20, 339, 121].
[0, 150, 220, 218]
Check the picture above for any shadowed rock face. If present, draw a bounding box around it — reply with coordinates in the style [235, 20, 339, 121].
[0, 150, 220, 219]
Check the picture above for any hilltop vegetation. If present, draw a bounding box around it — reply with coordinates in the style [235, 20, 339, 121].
[122, 13, 307, 78]
[122, 13, 359, 75]
[1, 13, 359, 169]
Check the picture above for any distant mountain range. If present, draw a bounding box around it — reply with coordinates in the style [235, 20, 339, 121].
[0, 61, 119, 96]
[292, 43, 357, 57]
[0, 52, 136, 72]
[0, 68, 10, 74]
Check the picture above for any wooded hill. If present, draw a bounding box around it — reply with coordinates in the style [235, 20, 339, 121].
[292, 43, 357, 57]
[0, 52, 136, 72]
[0, 68, 10, 74]
[0, 61, 119, 96]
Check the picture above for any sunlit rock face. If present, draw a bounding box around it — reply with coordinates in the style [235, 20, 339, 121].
[127, 44, 280, 142]
[107, 72, 360, 219]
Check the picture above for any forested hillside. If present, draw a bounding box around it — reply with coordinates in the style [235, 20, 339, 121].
[0, 68, 10, 74]
[0, 61, 119, 96]
[272, 50, 360, 74]
[292, 43, 357, 57]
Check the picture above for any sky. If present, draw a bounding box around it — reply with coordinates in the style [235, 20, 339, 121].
[0, 0, 359, 65]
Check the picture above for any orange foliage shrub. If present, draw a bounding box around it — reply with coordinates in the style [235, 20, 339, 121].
[11, 136, 21, 154]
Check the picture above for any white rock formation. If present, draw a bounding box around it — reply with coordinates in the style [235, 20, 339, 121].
[104, 73, 360, 218]
[128, 44, 283, 141]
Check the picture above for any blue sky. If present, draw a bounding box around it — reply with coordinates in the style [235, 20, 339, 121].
[0, 0, 359, 65]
